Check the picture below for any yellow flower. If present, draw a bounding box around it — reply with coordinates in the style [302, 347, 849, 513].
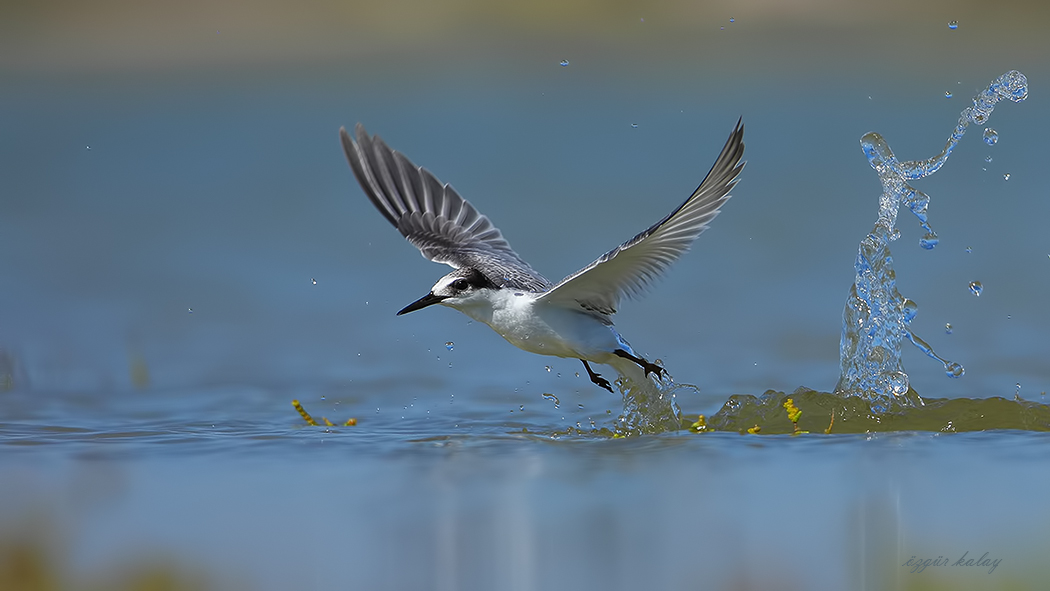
[689, 415, 707, 433]
[783, 398, 802, 424]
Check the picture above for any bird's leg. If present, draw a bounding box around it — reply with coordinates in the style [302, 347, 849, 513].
[580, 360, 614, 393]
[613, 349, 666, 379]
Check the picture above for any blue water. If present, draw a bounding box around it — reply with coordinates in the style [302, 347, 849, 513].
[5, 385, 1050, 589]
[3, 12, 1050, 590]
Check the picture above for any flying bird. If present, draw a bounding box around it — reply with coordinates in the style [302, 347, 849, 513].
[340, 120, 744, 391]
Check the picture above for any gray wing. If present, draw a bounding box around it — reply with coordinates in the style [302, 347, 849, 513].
[341, 124, 552, 292]
[537, 119, 745, 315]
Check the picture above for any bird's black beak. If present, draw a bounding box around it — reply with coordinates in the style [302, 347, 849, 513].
[396, 292, 448, 315]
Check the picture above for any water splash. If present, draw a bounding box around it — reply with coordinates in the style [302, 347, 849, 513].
[836, 71, 1027, 412]
[614, 368, 689, 435]
[541, 392, 560, 409]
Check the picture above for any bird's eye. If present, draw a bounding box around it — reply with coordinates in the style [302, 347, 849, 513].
[451, 279, 470, 290]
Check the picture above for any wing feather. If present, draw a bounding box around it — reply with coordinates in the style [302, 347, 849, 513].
[537, 119, 745, 315]
[341, 124, 552, 292]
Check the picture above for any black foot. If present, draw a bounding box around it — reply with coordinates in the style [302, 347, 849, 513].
[613, 349, 666, 379]
[580, 360, 614, 393]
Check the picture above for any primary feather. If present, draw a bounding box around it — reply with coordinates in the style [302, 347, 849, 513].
[537, 119, 745, 315]
[341, 124, 552, 292]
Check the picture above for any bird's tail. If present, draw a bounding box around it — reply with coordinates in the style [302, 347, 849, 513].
[606, 356, 681, 434]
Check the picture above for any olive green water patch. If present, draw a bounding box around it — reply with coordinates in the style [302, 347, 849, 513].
[701, 388, 1050, 434]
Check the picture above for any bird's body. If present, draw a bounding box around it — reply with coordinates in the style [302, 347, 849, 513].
[456, 287, 627, 361]
[340, 121, 744, 391]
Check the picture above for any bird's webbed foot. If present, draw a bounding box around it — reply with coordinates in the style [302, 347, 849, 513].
[580, 359, 614, 393]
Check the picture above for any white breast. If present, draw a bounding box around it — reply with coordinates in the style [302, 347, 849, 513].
[459, 290, 621, 361]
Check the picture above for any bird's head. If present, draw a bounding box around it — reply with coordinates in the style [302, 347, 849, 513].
[397, 267, 497, 315]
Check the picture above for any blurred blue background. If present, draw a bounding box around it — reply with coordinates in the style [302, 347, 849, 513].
[1, 0, 1049, 589]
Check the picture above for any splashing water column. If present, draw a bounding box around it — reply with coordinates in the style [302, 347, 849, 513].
[835, 71, 1027, 412]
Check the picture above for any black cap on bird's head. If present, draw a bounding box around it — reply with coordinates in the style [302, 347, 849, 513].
[396, 268, 496, 315]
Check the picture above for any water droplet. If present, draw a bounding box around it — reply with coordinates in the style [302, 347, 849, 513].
[542, 393, 560, 409]
[969, 281, 983, 296]
[1014, 382, 1022, 400]
[1003, 173, 1010, 181]
[945, 362, 964, 378]
[888, 371, 910, 396]
[544, 365, 551, 372]
[945, 91, 953, 99]
[965, 246, 972, 253]
[918, 232, 939, 249]
[311, 278, 317, 285]
[445, 341, 454, 351]
[187, 308, 193, 313]
[985, 155, 993, 163]
[945, 322, 953, 334]
[720, 26, 725, 30]
[578, 404, 585, 410]
[729, 17, 735, 23]
[982, 128, 998, 145]
[559, 59, 569, 67]
[630, 123, 639, 128]
[902, 299, 918, 323]
[85, 145, 91, 150]
[519, 405, 524, 411]
[948, 20, 958, 29]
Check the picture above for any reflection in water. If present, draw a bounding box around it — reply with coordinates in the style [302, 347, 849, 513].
[836, 71, 1028, 412]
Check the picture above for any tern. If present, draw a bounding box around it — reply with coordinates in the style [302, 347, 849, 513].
[340, 120, 744, 392]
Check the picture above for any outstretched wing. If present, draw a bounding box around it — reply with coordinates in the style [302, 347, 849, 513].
[537, 119, 745, 315]
[341, 124, 552, 292]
